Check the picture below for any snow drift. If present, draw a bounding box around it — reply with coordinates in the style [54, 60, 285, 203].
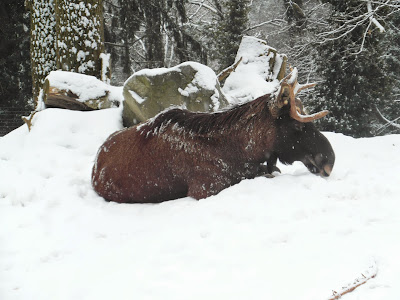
[1, 107, 400, 300]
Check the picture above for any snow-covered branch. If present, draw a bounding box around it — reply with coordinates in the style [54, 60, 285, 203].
[361, 0, 400, 9]
[353, 19, 372, 55]
[244, 18, 287, 32]
[367, 0, 385, 32]
[312, 0, 397, 54]
[375, 106, 400, 134]
[187, 0, 218, 14]
[316, 13, 370, 43]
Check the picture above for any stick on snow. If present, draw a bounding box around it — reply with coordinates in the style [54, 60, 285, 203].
[327, 262, 377, 300]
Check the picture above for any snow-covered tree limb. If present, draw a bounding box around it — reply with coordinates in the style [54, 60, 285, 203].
[311, 0, 399, 55]
[375, 106, 400, 133]
[367, 0, 385, 32]
[243, 18, 287, 32]
[188, 0, 218, 15]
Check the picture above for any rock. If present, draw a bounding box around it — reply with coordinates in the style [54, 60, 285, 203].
[122, 61, 229, 127]
[222, 36, 287, 104]
[43, 71, 122, 110]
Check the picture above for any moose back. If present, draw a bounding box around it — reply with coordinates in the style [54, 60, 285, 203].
[92, 70, 335, 203]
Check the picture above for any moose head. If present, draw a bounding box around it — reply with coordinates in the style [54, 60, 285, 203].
[269, 68, 334, 177]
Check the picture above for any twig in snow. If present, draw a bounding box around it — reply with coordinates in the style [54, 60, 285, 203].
[22, 112, 37, 132]
[327, 262, 378, 300]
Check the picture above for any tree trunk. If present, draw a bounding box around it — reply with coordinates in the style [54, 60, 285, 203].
[27, 0, 57, 102]
[55, 0, 105, 77]
[27, 0, 107, 102]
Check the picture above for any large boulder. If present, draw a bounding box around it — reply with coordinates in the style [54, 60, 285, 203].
[122, 62, 229, 127]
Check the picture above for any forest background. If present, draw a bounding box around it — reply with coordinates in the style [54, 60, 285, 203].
[0, 0, 399, 137]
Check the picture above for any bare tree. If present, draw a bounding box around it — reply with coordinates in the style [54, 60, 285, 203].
[104, 0, 208, 78]
[244, 0, 400, 81]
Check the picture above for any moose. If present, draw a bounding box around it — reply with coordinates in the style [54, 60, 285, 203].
[92, 68, 335, 203]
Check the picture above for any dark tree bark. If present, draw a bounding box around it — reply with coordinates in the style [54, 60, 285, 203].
[27, 0, 106, 102]
[55, 0, 105, 76]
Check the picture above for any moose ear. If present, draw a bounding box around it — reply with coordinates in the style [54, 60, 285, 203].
[276, 83, 291, 109]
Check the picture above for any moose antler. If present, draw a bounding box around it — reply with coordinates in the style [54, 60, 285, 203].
[279, 68, 329, 123]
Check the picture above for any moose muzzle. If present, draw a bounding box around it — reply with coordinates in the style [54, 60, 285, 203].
[303, 153, 334, 177]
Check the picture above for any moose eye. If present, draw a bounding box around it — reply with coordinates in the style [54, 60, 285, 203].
[294, 122, 304, 132]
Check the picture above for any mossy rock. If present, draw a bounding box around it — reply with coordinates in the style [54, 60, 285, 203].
[123, 62, 229, 127]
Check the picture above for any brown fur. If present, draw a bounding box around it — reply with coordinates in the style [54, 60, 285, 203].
[92, 93, 334, 203]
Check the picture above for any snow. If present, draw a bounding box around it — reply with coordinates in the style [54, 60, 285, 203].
[46, 70, 123, 104]
[128, 90, 146, 104]
[76, 50, 86, 61]
[99, 53, 111, 84]
[223, 36, 285, 104]
[1, 107, 400, 300]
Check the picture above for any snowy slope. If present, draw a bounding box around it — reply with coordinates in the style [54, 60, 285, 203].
[1, 108, 400, 300]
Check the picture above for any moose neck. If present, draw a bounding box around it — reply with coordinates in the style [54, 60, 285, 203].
[217, 95, 277, 163]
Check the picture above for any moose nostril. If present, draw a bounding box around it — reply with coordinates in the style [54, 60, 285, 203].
[323, 164, 333, 176]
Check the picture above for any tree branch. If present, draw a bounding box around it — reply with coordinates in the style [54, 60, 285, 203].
[21, 112, 37, 132]
[187, 0, 218, 14]
[374, 106, 400, 134]
[244, 18, 286, 32]
[105, 35, 148, 49]
[104, 0, 121, 9]
[366, 1, 385, 32]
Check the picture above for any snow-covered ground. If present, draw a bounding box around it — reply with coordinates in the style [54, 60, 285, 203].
[1, 107, 400, 300]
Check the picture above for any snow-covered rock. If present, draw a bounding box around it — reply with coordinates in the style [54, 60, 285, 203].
[223, 36, 287, 104]
[123, 61, 229, 127]
[43, 70, 123, 110]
